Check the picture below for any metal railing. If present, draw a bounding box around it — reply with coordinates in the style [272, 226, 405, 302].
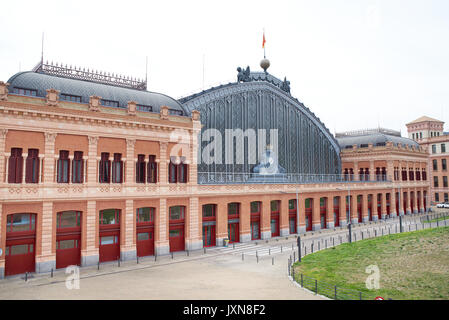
[197, 172, 391, 185]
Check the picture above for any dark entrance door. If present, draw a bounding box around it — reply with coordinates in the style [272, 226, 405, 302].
[99, 209, 120, 263]
[202, 225, 216, 247]
[136, 207, 155, 257]
[5, 213, 36, 276]
[250, 202, 261, 240]
[56, 211, 81, 269]
[228, 203, 240, 243]
[169, 206, 185, 252]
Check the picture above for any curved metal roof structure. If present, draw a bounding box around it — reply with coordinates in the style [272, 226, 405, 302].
[7, 71, 187, 115]
[179, 71, 341, 183]
[337, 132, 420, 149]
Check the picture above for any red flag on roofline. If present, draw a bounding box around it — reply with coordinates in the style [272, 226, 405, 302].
[262, 32, 266, 49]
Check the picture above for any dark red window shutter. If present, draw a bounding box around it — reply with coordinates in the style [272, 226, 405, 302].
[112, 153, 122, 183]
[99, 152, 110, 183]
[25, 149, 39, 183]
[148, 155, 157, 183]
[9, 148, 23, 183]
[73, 151, 83, 183]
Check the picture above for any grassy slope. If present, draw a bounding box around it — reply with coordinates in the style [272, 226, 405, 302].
[293, 226, 449, 300]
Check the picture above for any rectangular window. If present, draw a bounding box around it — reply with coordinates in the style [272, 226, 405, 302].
[435, 193, 440, 202]
[270, 200, 279, 212]
[434, 176, 439, 188]
[99, 209, 120, 225]
[178, 157, 187, 183]
[442, 159, 447, 171]
[60, 94, 82, 103]
[57, 150, 70, 183]
[169, 206, 185, 220]
[289, 199, 296, 210]
[202, 204, 216, 217]
[14, 87, 37, 96]
[58, 239, 76, 250]
[8, 148, 23, 183]
[168, 158, 177, 183]
[101, 99, 120, 108]
[147, 155, 157, 183]
[433, 160, 438, 171]
[445, 193, 449, 202]
[250, 202, 260, 213]
[432, 145, 437, 154]
[99, 152, 110, 183]
[136, 154, 146, 183]
[136, 207, 154, 223]
[305, 199, 311, 209]
[57, 211, 81, 228]
[444, 176, 448, 188]
[442, 144, 447, 153]
[136, 104, 153, 112]
[72, 151, 84, 183]
[101, 236, 117, 245]
[169, 230, 181, 237]
[228, 203, 240, 216]
[112, 153, 123, 183]
[169, 109, 183, 116]
[7, 213, 35, 232]
[10, 244, 30, 255]
[137, 232, 150, 241]
[25, 149, 39, 183]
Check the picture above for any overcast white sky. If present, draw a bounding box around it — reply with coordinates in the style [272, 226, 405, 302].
[1, 0, 448, 135]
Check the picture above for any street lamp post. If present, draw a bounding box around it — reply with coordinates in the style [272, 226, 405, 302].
[337, 185, 352, 243]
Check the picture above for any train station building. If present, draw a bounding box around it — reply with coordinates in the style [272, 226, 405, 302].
[0, 59, 430, 278]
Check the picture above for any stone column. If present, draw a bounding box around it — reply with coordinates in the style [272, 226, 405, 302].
[36, 202, 56, 273]
[189, 118, 201, 185]
[369, 161, 375, 181]
[298, 194, 307, 233]
[215, 202, 227, 246]
[81, 200, 99, 266]
[159, 142, 168, 185]
[280, 198, 289, 236]
[381, 193, 387, 220]
[327, 195, 335, 229]
[312, 196, 321, 231]
[339, 194, 347, 227]
[350, 193, 358, 224]
[120, 199, 136, 261]
[155, 198, 169, 255]
[0, 129, 7, 183]
[405, 190, 411, 215]
[413, 189, 419, 214]
[390, 189, 397, 217]
[240, 201, 251, 242]
[418, 189, 424, 213]
[87, 136, 99, 184]
[43, 132, 57, 184]
[186, 197, 202, 250]
[353, 162, 359, 181]
[125, 139, 135, 185]
[261, 197, 271, 240]
[362, 193, 369, 223]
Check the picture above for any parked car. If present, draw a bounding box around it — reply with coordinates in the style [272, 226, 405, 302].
[436, 202, 449, 208]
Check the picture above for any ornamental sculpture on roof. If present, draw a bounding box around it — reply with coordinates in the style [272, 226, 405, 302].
[237, 66, 251, 82]
[281, 77, 291, 94]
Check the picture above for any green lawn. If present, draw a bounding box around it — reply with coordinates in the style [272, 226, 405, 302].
[292, 226, 449, 300]
[423, 215, 449, 224]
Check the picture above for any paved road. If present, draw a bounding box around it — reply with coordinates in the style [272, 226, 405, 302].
[0, 211, 446, 300]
